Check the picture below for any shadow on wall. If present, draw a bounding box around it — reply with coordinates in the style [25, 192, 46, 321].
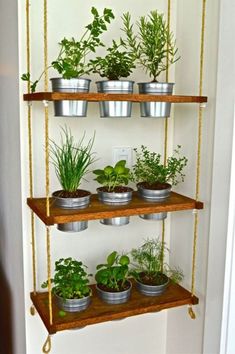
[0, 263, 13, 354]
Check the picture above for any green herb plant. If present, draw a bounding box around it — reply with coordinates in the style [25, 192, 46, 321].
[50, 126, 95, 194]
[90, 39, 135, 80]
[21, 7, 114, 91]
[95, 251, 130, 291]
[93, 160, 131, 192]
[122, 11, 179, 81]
[42, 257, 92, 299]
[132, 145, 188, 186]
[131, 238, 184, 285]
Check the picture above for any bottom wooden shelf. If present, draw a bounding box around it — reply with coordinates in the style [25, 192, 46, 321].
[31, 281, 198, 334]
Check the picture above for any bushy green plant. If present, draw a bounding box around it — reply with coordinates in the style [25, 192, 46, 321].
[93, 160, 131, 192]
[95, 251, 130, 291]
[90, 39, 135, 80]
[21, 7, 115, 91]
[122, 11, 179, 81]
[50, 126, 95, 193]
[131, 238, 183, 285]
[41, 257, 92, 299]
[132, 145, 188, 186]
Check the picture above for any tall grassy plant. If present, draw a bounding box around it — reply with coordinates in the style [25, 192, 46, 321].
[50, 127, 95, 192]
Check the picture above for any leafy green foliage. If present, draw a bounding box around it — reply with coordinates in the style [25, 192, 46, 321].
[90, 39, 135, 80]
[95, 251, 130, 291]
[131, 238, 184, 284]
[132, 145, 188, 186]
[122, 11, 179, 81]
[42, 258, 92, 299]
[50, 126, 95, 192]
[52, 8, 115, 79]
[93, 160, 131, 192]
[21, 7, 114, 91]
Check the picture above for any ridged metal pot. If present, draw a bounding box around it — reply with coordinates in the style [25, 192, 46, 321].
[135, 276, 169, 296]
[139, 212, 167, 221]
[137, 183, 172, 201]
[96, 280, 132, 304]
[97, 187, 133, 226]
[55, 293, 91, 312]
[96, 80, 134, 117]
[50, 78, 91, 117]
[138, 82, 174, 118]
[52, 190, 91, 232]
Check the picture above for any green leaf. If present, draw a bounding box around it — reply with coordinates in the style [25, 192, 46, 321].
[107, 251, 117, 266]
[119, 255, 130, 266]
[58, 310, 66, 317]
[104, 166, 114, 175]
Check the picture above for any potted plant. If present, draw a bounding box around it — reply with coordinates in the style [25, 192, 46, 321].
[130, 238, 183, 296]
[122, 11, 179, 118]
[90, 39, 135, 117]
[93, 160, 133, 226]
[95, 251, 131, 304]
[42, 257, 92, 312]
[132, 145, 187, 220]
[22, 7, 114, 117]
[50, 126, 95, 232]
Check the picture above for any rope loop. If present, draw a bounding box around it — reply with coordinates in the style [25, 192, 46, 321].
[42, 335, 52, 353]
[30, 306, 36, 316]
[188, 305, 196, 320]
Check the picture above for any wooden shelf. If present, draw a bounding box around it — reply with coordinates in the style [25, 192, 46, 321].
[27, 191, 203, 226]
[31, 281, 198, 334]
[23, 92, 208, 103]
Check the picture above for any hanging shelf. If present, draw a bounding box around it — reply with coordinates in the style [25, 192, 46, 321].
[31, 280, 198, 334]
[23, 92, 207, 103]
[27, 191, 203, 226]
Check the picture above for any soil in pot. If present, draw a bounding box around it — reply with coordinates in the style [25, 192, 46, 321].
[97, 280, 131, 293]
[53, 189, 91, 199]
[138, 272, 168, 286]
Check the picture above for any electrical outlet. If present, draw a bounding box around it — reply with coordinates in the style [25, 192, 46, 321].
[112, 146, 132, 167]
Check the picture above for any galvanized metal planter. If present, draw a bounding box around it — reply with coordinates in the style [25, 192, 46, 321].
[97, 187, 133, 226]
[139, 212, 167, 221]
[55, 293, 91, 312]
[137, 183, 172, 201]
[135, 276, 169, 296]
[96, 80, 134, 117]
[50, 78, 91, 117]
[52, 190, 91, 232]
[138, 82, 174, 118]
[96, 281, 132, 304]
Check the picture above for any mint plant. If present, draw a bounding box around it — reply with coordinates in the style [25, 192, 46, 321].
[21, 7, 115, 91]
[95, 251, 130, 291]
[132, 145, 188, 186]
[42, 257, 92, 299]
[90, 39, 135, 80]
[122, 11, 179, 81]
[93, 160, 131, 192]
[131, 238, 184, 285]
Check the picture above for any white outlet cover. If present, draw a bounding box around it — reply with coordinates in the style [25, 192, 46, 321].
[112, 146, 132, 167]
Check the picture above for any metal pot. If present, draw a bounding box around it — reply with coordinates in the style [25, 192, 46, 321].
[137, 183, 172, 201]
[52, 190, 91, 232]
[139, 212, 167, 221]
[97, 187, 133, 226]
[138, 82, 174, 118]
[96, 80, 134, 118]
[55, 293, 91, 312]
[50, 78, 91, 117]
[96, 280, 132, 304]
[135, 276, 169, 296]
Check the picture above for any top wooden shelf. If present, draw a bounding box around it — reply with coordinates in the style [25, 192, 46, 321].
[23, 92, 208, 103]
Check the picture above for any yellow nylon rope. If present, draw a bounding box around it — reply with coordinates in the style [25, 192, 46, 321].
[161, 0, 171, 269]
[189, 0, 207, 319]
[26, 0, 37, 298]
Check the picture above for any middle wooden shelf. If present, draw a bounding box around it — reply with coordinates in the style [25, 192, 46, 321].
[27, 191, 203, 226]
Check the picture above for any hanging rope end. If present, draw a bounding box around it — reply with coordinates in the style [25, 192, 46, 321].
[188, 305, 196, 319]
[30, 305, 37, 316]
[42, 334, 52, 353]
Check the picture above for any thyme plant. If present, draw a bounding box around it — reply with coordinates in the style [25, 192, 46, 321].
[50, 127, 95, 193]
[132, 145, 188, 186]
[122, 11, 179, 81]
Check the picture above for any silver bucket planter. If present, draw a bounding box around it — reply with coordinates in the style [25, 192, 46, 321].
[96, 80, 134, 117]
[139, 212, 167, 221]
[96, 280, 132, 304]
[135, 275, 169, 296]
[97, 187, 133, 226]
[138, 82, 174, 118]
[55, 293, 91, 312]
[50, 78, 91, 117]
[52, 189, 91, 232]
[137, 182, 172, 201]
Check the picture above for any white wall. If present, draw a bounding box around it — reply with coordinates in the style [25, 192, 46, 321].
[0, 0, 26, 353]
